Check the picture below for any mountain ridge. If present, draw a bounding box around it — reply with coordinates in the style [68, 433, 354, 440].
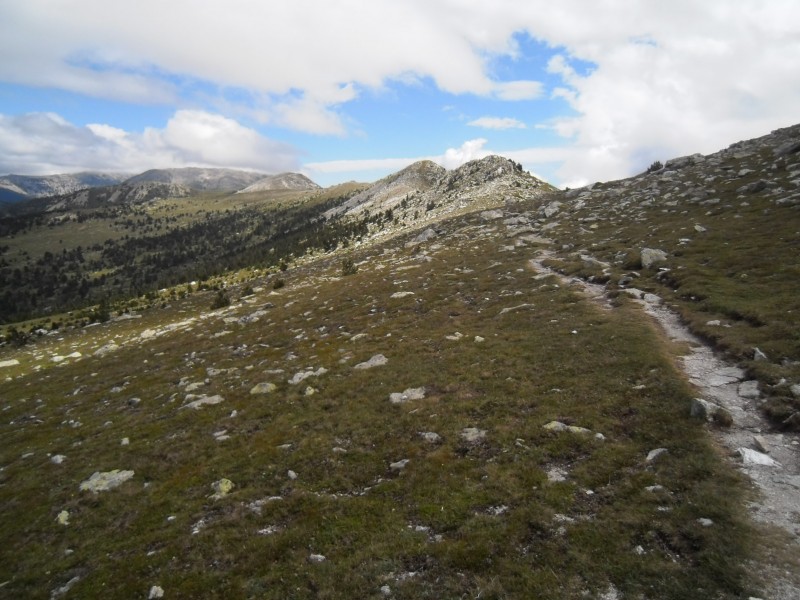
[0, 171, 130, 200]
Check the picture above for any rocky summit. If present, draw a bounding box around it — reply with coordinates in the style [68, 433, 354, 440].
[0, 124, 799, 599]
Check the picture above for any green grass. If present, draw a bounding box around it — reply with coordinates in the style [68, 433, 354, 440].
[0, 208, 757, 598]
[533, 155, 800, 428]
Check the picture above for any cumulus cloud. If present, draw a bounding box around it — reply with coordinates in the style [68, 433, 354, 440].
[468, 117, 527, 130]
[1, 1, 800, 183]
[0, 111, 300, 175]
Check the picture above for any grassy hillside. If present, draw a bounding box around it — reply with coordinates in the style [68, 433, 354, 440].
[0, 207, 760, 599]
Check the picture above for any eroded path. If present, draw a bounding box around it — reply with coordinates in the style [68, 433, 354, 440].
[524, 238, 800, 599]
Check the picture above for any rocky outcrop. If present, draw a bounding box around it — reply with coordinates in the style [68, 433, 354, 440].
[237, 172, 320, 193]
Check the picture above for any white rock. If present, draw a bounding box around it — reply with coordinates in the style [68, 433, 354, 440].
[56, 510, 70, 526]
[182, 394, 224, 409]
[288, 368, 327, 384]
[697, 518, 714, 527]
[354, 354, 388, 370]
[309, 554, 326, 563]
[0, 359, 20, 368]
[50, 454, 66, 465]
[287, 470, 298, 480]
[389, 387, 426, 404]
[390, 459, 410, 471]
[461, 427, 487, 443]
[419, 431, 441, 443]
[474, 336, 485, 343]
[737, 448, 781, 467]
[640, 248, 668, 269]
[390, 291, 415, 299]
[148, 585, 165, 599]
[121, 437, 130, 446]
[646, 448, 668, 463]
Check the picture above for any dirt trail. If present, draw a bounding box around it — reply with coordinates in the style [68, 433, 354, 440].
[528, 249, 800, 599]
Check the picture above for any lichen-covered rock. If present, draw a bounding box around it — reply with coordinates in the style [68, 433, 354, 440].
[79, 469, 135, 493]
[210, 478, 235, 499]
[250, 382, 277, 394]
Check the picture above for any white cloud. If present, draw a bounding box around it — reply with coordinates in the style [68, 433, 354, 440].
[0, 111, 300, 175]
[492, 80, 543, 101]
[468, 117, 527, 130]
[1, 1, 800, 183]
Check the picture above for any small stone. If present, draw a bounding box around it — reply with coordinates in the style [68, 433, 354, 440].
[697, 518, 714, 527]
[390, 291, 415, 299]
[706, 320, 721, 326]
[304, 386, 316, 396]
[50, 454, 66, 465]
[121, 437, 130, 446]
[474, 336, 485, 343]
[646, 448, 668, 463]
[380, 584, 392, 596]
[753, 348, 768, 362]
[420, 431, 441, 443]
[390, 459, 410, 471]
[250, 382, 277, 394]
[148, 585, 165, 599]
[287, 470, 298, 480]
[56, 510, 70, 526]
[309, 553, 326, 563]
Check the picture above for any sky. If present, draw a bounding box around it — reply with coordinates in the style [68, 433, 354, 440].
[0, 1, 799, 189]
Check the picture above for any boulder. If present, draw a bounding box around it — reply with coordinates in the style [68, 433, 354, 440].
[640, 248, 668, 269]
[250, 382, 277, 394]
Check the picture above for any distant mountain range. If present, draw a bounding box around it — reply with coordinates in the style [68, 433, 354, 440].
[0, 172, 129, 202]
[0, 167, 323, 212]
[124, 167, 267, 192]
